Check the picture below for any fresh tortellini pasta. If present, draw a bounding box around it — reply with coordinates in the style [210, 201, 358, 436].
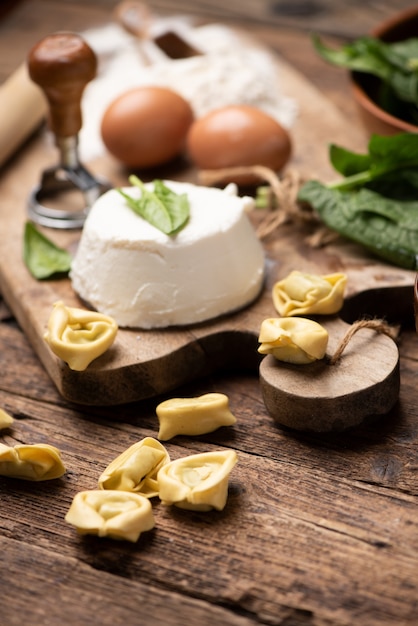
[0, 443, 66, 481]
[156, 393, 237, 441]
[0, 408, 14, 429]
[258, 317, 328, 364]
[98, 437, 169, 497]
[43, 300, 118, 371]
[157, 450, 238, 511]
[272, 271, 347, 316]
[65, 490, 155, 542]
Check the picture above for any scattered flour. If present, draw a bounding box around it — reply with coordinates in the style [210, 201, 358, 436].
[80, 21, 298, 162]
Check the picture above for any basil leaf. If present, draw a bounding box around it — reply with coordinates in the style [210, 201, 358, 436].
[118, 176, 190, 235]
[151, 179, 190, 233]
[23, 221, 72, 279]
[298, 180, 418, 270]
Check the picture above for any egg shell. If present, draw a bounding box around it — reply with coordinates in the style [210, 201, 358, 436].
[101, 86, 194, 169]
[187, 105, 292, 185]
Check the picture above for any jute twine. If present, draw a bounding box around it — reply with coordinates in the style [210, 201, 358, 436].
[198, 165, 336, 245]
[198, 167, 401, 363]
[328, 319, 400, 365]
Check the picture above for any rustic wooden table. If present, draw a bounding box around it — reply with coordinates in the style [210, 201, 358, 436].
[1, 1, 418, 625]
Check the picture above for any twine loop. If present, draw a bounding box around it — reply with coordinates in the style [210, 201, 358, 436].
[329, 319, 399, 365]
[198, 166, 336, 246]
[198, 167, 402, 361]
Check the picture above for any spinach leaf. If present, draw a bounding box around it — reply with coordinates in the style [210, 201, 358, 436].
[329, 144, 371, 177]
[23, 221, 72, 279]
[118, 176, 190, 235]
[313, 35, 393, 81]
[298, 181, 418, 269]
[313, 34, 418, 107]
[328, 133, 418, 191]
[298, 134, 418, 269]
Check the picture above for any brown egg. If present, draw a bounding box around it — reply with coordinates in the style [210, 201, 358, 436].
[101, 86, 194, 168]
[187, 105, 292, 185]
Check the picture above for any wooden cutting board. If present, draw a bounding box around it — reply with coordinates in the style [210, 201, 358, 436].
[0, 31, 415, 406]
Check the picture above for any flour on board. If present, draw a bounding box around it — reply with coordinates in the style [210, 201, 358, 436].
[79, 21, 298, 162]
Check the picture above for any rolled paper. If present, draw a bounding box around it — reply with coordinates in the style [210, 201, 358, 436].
[258, 317, 329, 364]
[98, 437, 169, 497]
[65, 490, 155, 542]
[0, 443, 66, 480]
[158, 450, 238, 511]
[272, 270, 347, 316]
[0, 408, 14, 429]
[156, 393, 237, 441]
[44, 300, 118, 371]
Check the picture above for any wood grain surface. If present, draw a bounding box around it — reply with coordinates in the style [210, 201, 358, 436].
[0, 23, 415, 405]
[1, 2, 418, 626]
[260, 316, 401, 432]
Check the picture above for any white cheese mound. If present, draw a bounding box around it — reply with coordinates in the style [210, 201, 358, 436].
[70, 181, 265, 329]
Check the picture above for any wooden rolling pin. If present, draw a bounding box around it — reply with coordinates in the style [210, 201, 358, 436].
[0, 3, 197, 170]
[0, 62, 47, 169]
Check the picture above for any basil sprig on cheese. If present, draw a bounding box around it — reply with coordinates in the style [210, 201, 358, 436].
[118, 176, 190, 235]
[298, 133, 418, 270]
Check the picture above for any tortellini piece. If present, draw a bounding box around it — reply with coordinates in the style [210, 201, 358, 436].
[272, 271, 347, 316]
[156, 393, 236, 441]
[98, 437, 169, 497]
[0, 443, 66, 481]
[258, 317, 328, 364]
[0, 408, 14, 429]
[65, 490, 155, 542]
[43, 300, 118, 371]
[158, 450, 237, 511]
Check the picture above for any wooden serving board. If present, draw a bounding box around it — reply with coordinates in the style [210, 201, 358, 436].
[0, 30, 415, 406]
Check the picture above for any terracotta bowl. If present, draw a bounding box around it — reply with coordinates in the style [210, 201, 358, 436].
[415, 274, 418, 333]
[350, 6, 418, 135]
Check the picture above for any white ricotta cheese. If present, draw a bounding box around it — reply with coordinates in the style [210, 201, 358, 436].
[70, 181, 265, 328]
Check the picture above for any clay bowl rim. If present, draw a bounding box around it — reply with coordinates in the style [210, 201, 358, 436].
[350, 5, 418, 134]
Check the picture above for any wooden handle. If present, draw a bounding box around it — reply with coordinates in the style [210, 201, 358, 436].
[113, 1, 152, 38]
[27, 32, 97, 138]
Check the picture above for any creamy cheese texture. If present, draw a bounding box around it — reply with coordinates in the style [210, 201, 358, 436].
[70, 181, 265, 328]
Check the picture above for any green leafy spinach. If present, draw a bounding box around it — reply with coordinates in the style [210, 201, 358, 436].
[23, 221, 72, 279]
[117, 175, 190, 235]
[298, 133, 418, 269]
[313, 34, 418, 124]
